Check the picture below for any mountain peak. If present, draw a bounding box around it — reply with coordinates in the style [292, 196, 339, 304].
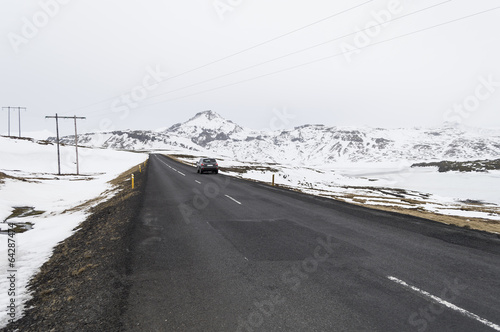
[165, 110, 246, 146]
[182, 110, 238, 129]
[166, 110, 227, 132]
[192, 110, 222, 121]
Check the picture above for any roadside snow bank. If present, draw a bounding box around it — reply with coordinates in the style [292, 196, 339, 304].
[0, 136, 147, 328]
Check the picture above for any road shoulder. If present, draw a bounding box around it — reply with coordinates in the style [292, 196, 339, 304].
[2, 162, 147, 332]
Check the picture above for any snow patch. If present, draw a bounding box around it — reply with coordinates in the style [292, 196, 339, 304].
[0, 136, 148, 328]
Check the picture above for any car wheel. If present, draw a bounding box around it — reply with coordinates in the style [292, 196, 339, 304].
[215, 170, 218, 174]
[197, 169, 200, 173]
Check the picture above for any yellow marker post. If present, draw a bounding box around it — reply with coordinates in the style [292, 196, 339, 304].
[131, 174, 135, 189]
[272, 174, 275, 186]
[139, 165, 141, 173]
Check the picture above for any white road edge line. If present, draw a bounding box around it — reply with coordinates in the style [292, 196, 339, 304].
[178, 172, 185, 176]
[388, 276, 500, 331]
[195, 180, 202, 184]
[225, 194, 242, 205]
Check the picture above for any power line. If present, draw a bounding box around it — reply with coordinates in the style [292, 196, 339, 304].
[98, 6, 500, 112]
[82, 0, 451, 114]
[68, 0, 374, 113]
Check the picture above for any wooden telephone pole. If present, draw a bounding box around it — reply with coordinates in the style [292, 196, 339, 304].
[45, 114, 86, 175]
[2, 106, 26, 137]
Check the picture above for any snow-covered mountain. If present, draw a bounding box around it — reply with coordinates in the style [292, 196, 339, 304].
[52, 110, 500, 164]
[167, 110, 247, 146]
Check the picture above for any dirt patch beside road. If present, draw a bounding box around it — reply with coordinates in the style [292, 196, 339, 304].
[2, 161, 148, 332]
[358, 202, 500, 234]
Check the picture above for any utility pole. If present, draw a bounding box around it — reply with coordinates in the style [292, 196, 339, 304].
[45, 114, 86, 175]
[46, 113, 61, 174]
[2, 107, 26, 137]
[18, 107, 23, 137]
[3, 107, 11, 136]
[73, 116, 80, 175]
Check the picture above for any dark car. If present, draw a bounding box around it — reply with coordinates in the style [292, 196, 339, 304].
[196, 158, 219, 174]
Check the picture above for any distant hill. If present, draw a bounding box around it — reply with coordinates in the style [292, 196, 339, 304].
[50, 110, 500, 164]
[412, 159, 500, 172]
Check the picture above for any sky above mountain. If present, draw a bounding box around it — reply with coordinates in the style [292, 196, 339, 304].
[1, 0, 499, 138]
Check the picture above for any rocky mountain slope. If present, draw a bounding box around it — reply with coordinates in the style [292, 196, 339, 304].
[412, 158, 500, 172]
[52, 111, 500, 164]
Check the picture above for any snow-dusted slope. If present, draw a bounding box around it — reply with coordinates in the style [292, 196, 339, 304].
[53, 111, 500, 164]
[208, 125, 500, 164]
[60, 130, 202, 152]
[167, 110, 250, 146]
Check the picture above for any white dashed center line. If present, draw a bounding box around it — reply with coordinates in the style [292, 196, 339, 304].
[225, 195, 242, 205]
[155, 157, 187, 177]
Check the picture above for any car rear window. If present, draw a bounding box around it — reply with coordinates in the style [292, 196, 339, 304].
[203, 159, 216, 163]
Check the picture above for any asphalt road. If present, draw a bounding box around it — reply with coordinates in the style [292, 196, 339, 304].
[121, 154, 500, 331]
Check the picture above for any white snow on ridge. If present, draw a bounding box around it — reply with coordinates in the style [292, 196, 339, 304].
[57, 111, 500, 165]
[0, 136, 148, 328]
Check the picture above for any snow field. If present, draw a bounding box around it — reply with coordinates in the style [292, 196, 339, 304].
[0, 136, 148, 328]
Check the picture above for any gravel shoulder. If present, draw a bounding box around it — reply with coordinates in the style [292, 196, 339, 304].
[2, 161, 147, 332]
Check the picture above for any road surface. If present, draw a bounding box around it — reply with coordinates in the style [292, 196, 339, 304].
[121, 154, 500, 331]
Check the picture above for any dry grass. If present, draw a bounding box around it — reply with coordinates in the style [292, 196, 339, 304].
[109, 161, 146, 187]
[367, 204, 499, 233]
[169, 153, 198, 160]
[60, 162, 145, 215]
[71, 264, 99, 276]
[6, 206, 45, 219]
[0, 171, 18, 184]
[4, 158, 149, 331]
[220, 165, 281, 174]
[333, 196, 500, 234]
[167, 154, 197, 166]
[306, 184, 500, 234]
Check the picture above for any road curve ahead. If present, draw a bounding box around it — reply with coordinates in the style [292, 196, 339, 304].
[121, 154, 500, 331]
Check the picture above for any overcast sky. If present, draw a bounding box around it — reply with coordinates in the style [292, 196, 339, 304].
[1, 0, 499, 137]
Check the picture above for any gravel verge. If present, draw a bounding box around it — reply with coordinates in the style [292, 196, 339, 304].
[2, 161, 148, 332]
